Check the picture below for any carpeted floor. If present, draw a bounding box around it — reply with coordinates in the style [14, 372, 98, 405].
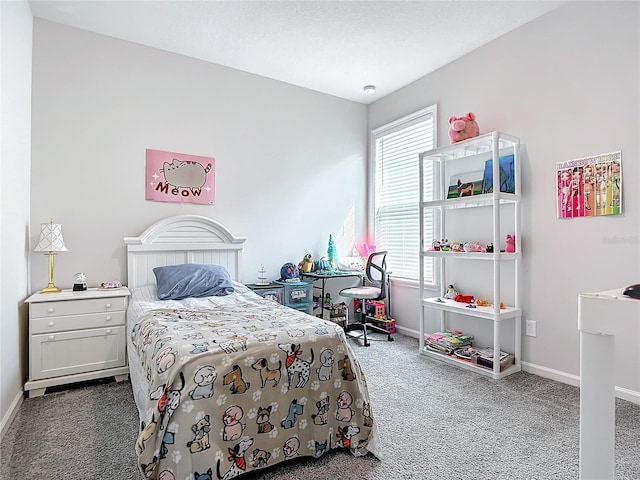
[2, 333, 639, 479]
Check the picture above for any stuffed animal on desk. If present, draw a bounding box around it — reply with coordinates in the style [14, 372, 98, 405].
[299, 253, 314, 273]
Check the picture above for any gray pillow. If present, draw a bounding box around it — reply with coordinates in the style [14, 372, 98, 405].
[153, 264, 234, 300]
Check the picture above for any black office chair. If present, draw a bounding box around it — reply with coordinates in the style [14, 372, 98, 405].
[339, 251, 393, 346]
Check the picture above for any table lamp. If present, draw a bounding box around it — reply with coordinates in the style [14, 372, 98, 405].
[34, 220, 68, 293]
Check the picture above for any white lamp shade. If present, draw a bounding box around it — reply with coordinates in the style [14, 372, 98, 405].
[34, 222, 68, 252]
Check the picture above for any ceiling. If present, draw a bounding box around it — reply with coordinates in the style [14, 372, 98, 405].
[28, 1, 564, 104]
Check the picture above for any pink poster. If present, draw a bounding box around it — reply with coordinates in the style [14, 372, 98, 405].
[146, 149, 215, 204]
[556, 151, 621, 219]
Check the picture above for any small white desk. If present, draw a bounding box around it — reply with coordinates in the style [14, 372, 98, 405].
[577, 288, 640, 480]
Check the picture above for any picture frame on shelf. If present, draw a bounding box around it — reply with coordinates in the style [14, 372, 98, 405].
[482, 154, 515, 194]
[447, 170, 484, 199]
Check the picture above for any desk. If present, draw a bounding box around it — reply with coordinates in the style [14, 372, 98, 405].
[299, 271, 365, 318]
[577, 288, 640, 480]
[301, 270, 393, 335]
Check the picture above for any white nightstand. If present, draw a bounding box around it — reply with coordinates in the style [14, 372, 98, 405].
[25, 287, 131, 397]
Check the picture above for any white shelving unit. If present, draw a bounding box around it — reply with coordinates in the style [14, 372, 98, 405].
[418, 131, 522, 379]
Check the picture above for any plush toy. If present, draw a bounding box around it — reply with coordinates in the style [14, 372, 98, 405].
[453, 293, 475, 304]
[448, 112, 479, 144]
[463, 241, 486, 253]
[505, 234, 516, 253]
[299, 253, 314, 273]
[444, 284, 458, 299]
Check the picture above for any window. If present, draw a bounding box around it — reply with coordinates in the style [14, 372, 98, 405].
[372, 105, 436, 283]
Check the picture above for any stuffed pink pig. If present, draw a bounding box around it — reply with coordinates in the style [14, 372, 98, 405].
[448, 112, 479, 143]
[505, 234, 516, 253]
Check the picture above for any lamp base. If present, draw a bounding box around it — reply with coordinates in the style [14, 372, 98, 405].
[40, 284, 61, 293]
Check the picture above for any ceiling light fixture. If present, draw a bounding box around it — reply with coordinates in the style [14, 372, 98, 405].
[363, 85, 376, 94]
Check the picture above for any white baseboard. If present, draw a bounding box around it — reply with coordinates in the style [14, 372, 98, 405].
[398, 326, 640, 405]
[520, 360, 580, 387]
[0, 389, 24, 441]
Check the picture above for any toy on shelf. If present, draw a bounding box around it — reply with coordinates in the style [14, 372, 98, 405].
[440, 239, 451, 252]
[463, 241, 487, 253]
[475, 298, 507, 309]
[453, 294, 475, 303]
[299, 253, 314, 273]
[444, 284, 458, 299]
[448, 112, 479, 144]
[430, 239, 441, 251]
[451, 242, 464, 252]
[505, 234, 516, 253]
[486, 243, 494, 253]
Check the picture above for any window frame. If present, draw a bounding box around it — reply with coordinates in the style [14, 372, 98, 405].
[369, 104, 437, 287]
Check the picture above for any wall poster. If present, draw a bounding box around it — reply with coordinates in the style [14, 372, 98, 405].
[146, 148, 215, 205]
[556, 151, 621, 218]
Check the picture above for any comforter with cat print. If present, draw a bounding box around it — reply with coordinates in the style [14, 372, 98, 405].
[130, 294, 377, 480]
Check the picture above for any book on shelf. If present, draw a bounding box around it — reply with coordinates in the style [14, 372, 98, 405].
[472, 347, 510, 361]
[425, 330, 474, 348]
[425, 342, 453, 355]
[473, 353, 515, 371]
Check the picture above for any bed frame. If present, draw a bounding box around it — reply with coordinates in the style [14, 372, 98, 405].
[124, 215, 246, 288]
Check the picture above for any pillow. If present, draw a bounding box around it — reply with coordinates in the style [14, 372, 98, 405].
[153, 264, 234, 300]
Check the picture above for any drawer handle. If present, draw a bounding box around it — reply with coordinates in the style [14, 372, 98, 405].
[105, 316, 112, 321]
[106, 329, 112, 334]
[48, 321, 54, 327]
[48, 335, 55, 340]
[105, 303, 112, 309]
[47, 307, 54, 313]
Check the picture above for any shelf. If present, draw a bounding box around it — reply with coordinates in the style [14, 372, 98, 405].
[420, 347, 521, 380]
[418, 131, 522, 380]
[422, 297, 521, 320]
[420, 131, 520, 161]
[421, 192, 520, 209]
[422, 251, 521, 261]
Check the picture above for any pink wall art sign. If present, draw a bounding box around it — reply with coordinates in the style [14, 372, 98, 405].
[146, 149, 215, 205]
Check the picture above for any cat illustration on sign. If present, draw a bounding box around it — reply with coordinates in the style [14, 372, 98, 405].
[161, 159, 212, 192]
[146, 148, 216, 205]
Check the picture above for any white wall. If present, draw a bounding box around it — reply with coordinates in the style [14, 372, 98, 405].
[30, 20, 368, 292]
[0, 0, 32, 435]
[370, 1, 639, 395]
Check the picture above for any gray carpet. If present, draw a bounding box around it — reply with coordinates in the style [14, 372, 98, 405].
[2, 333, 639, 479]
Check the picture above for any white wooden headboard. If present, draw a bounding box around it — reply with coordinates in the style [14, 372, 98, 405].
[124, 215, 246, 289]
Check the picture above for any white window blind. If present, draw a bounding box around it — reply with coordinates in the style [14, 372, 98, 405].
[372, 106, 436, 283]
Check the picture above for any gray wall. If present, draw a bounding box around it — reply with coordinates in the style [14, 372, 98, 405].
[0, 1, 32, 432]
[30, 19, 368, 290]
[370, 1, 640, 396]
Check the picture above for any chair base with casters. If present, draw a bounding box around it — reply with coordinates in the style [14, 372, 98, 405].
[339, 251, 394, 347]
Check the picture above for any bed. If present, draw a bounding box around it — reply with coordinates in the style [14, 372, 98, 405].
[124, 215, 379, 480]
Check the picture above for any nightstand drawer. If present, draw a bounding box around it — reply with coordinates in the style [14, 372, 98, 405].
[30, 296, 127, 318]
[31, 311, 126, 334]
[30, 326, 126, 380]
